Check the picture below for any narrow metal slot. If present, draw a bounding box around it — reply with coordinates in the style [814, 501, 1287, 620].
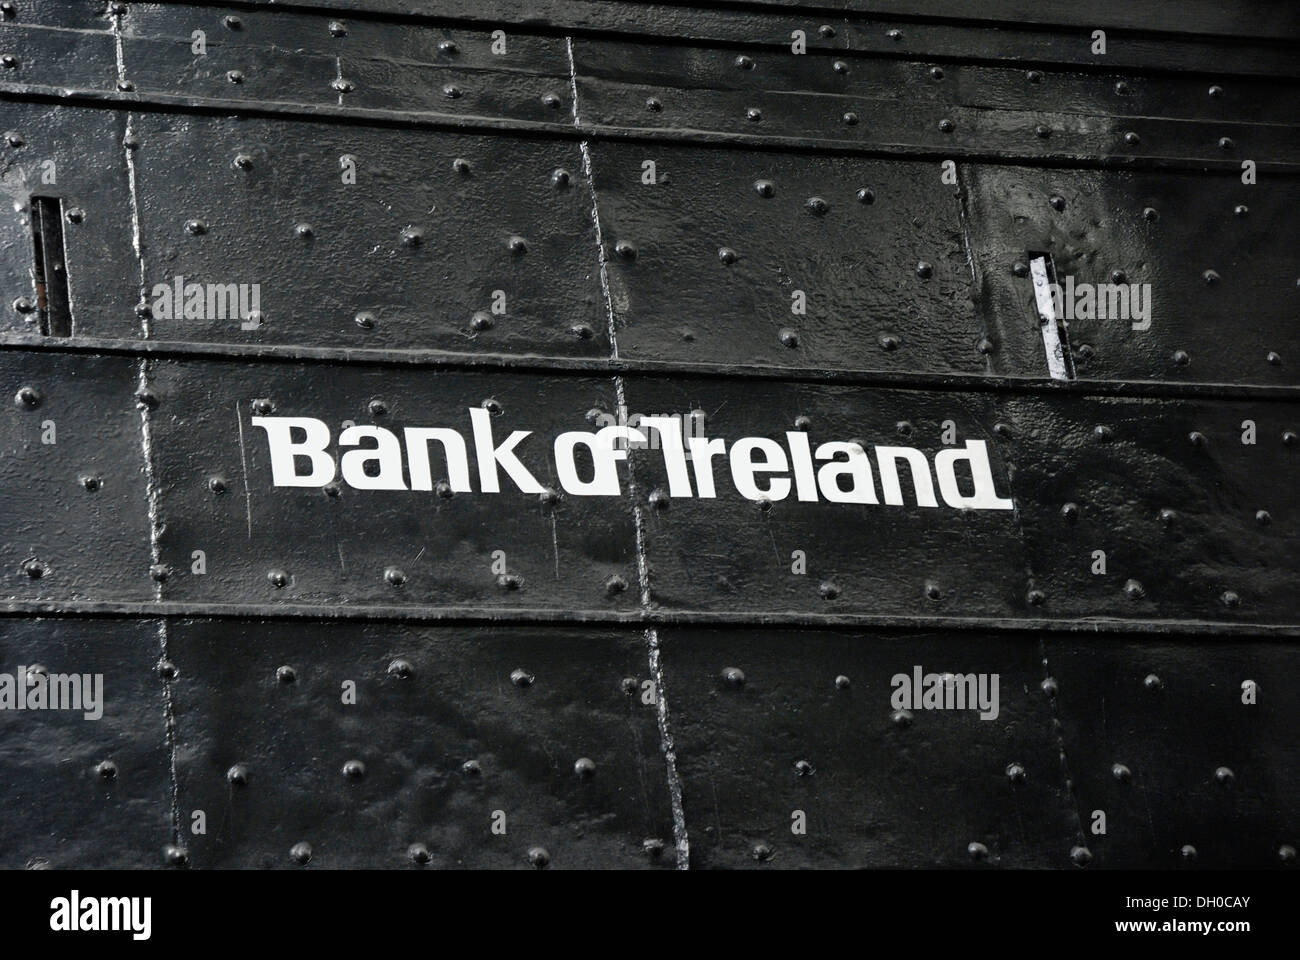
[1028, 252, 1074, 381]
[30, 196, 72, 337]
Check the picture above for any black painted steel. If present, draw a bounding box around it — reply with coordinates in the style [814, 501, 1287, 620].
[0, 0, 1295, 870]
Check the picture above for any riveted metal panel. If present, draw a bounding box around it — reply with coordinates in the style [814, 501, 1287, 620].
[0, 101, 138, 340]
[622, 376, 1023, 618]
[0, 351, 152, 602]
[167, 619, 674, 868]
[0, 616, 172, 869]
[657, 627, 1073, 868]
[1043, 637, 1300, 868]
[999, 394, 1299, 624]
[128, 111, 606, 355]
[146, 358, 638, 611]
[0, 22, 118, 92]
[590, 142, 989, 375]
[964, 166, 1300, 387]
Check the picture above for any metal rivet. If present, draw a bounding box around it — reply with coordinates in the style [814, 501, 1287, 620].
[1266, 351, 1281, 366]
[780, 328, 799, 348]
[496, 572, 522, 591]
[0, 54, 17, 69]
[754, 179, 775, 198]
[721, 666, 746, 688]
[276, 665, 296, 683]
[887, 28, 903, 40]
[251, 397, 274, 415]
[1027, 588, 1046, 606]
[1112, 763, 1132, 783]
[1214, 765, 1235, 785]
[226, 763, 250, 785]
[734, 54, 754, 70]
[1234, 204, 1248, 217]
[150, 564, 170, 583]
[1256, 509, 1271, 525]
[401, 226, 423, 247]
[438, 39, 457, 54]
[746, 107, 761, 122]
[646, 96, 662, 112]
[895, 420, 913, 437]
[14, 385, 40, 408]
[930, 66, 944, 80]
[647, 487, 670, 511]
[384, 566, 406, 586]
[856, 187, 874, 204]
[289, 842, 312, 865]
[1049, 195, 1066, 211]
[1006, 763, 1026, 784]
[794, 415, 812, 432]
[267, 569, 289, 588]
[819, 24, 835, 38]
[136, 390, 159, 410]
[806, 196, 829, 215]
[157, 659, 178, 681]
[1035, 124, 1050, 139]
[551, 168, 570, 188]
[1026, 70, 1043, 83]
[443, 84, 461, 99]
[603, 574, 627, 595]
[461, 759, 481, 775]
[368, 398, 388, 416]
[1159, 507, 1176, 526]
[717, 246, 738, 264]
[354, 311, 376, 329]
[891, 709, 913, 727]
[1040, 677, 1058, 697]
[752, 843, 774, 862]
[1283, 430, 1297, 446]
[621, 677, 638, 695]
[1124, 131, 1140, 145]
[295, 223, 313, 239]
[842, 111, 858, 126]
[329, 21, 346, 37]
[225, 70, 244, 84]
[1093, 424, 1113, 441]
[185, 219, 207, 235]
[1279, 845, 1296, 863]
[977, 337, 995, 355]
[510, 668, 534, 688]
[1070, 846, 1092, 866]
[1208, 84, 1223, 98]
[1172, 349, 1190, 366]
[164, 845, 189, 867]
[342, 759, 365, 779]
[540, 92, 561, 109]
[1143, 206, 1158, 222]
[832, 60, 848, 74]
[451, 157, 471, 176]
[1143, 673, 1162, 691]
[5, 131, 24, 147]
[924, 581, 942, 601]
[818, 581, 840, 600]
[968, 842, 989, 861]
[408, 843, 431, 864]
[1203, 269, 1220, 285]
[878, 333, 900, 351]
[387, 658, 413, 679]
[1061, 502, 1079, 520]
[1218, 136, 1234, 150]
[643, 838, 665, 857]
[574, 757, 596, 778]
[434, 480, 453, 498]
[1221, 590, 1240, 608]
[794, 760, 814, 777]
[331, 77, 353, 93]
[614, 240, 637, 260]
[96, 760, 118, 780]
[527, 847, 550, 868]
[1188, 430, 1206, 447]
[469, 311, 493, 332]
[834, 675, 850, 690]
[1114, 81, 1129, 95]
[938, 118, 954, 133]
[916, 261, 933, 279]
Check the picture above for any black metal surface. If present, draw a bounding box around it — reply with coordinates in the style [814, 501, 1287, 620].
[0, 0, 1296, 871]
